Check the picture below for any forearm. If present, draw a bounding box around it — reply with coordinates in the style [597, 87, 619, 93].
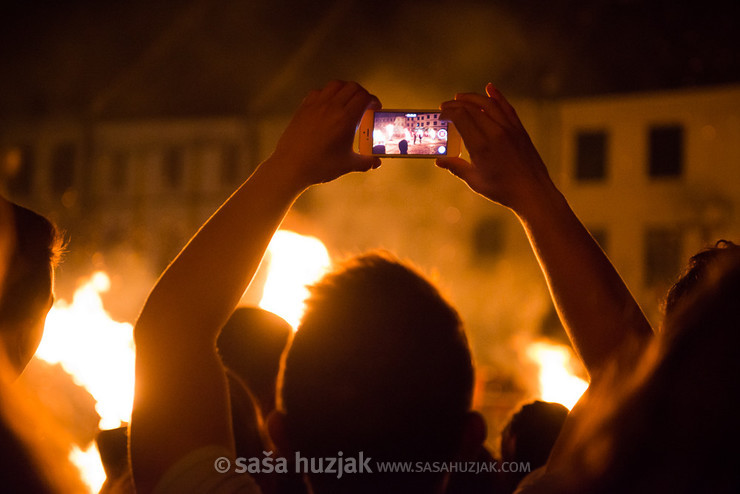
[514, 183, 653, 378]
[135, 159, 305, 346]
[131, 159, 305, 492]
[130, 80, 381, 493]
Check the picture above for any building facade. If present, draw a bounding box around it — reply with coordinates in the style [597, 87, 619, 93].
[2, 84, 739, 334]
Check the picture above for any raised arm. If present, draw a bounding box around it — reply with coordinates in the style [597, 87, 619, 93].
[130, 81, 380, 493]
[437, 84, 653, 380]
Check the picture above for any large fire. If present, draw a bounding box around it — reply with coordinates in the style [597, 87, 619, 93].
[258, 230, 332, 329]
[35, 271, 133, 492]
[31, 231, 588, 492]
[31, 229, 330, 491]
[526, 340, 589, 410]
[36, 271, 136, 430]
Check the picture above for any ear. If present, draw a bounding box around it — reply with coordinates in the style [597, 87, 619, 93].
[458, 411, 487, 460]
[266, 409, 293, 456]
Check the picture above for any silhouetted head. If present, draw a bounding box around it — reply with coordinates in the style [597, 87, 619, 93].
[398, 139, 408, 154]
[218, 307, 292, 415]
[274, 252, 477, 492]
[0, 201, 63, 374]
[501, 400, 569, 470]
[545, 254, 740, 494]
[663, 239, 739, 319]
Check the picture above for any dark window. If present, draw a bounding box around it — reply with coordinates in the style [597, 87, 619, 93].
[473, 216, 506, 260]
[6, 145, 35, 196]
[648, 125, 683, 178]
[220, 144, 240, 186]
[110, 151, 129, 192]
[644, 227, 682, 287]
[163, 148, 185, 188]
[590, 228, 609, 253]
[575, 131, 608, 180]
[51, 142, 76, 194]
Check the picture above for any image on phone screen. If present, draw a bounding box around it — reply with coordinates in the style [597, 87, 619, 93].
[371, 111, 450, 156]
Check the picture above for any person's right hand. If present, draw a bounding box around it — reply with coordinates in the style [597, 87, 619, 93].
[265, 80, 382, 191]
[436, 83, 553, 212]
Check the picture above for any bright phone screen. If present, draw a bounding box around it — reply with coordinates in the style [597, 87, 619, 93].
[371, 111, 449, 156]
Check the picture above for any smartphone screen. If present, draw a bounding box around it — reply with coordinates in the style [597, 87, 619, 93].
[371, 111, 451, 156]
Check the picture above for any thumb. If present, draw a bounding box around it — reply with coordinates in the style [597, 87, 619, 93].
[435, 157, 471, 179]
[351, 154, 382, 172]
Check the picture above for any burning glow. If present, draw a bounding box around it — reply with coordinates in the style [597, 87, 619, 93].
[36, 271, 136, 493]
[69, 443, 107, 493]
[526, 340, 589, 410]
[36, 271, 135, 429]
[372, 129, 385, 144]
[259, 230, 331, 329]
[384, 123, 394, 140]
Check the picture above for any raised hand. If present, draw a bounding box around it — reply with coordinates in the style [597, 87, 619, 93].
[266, 80, 382, 190]
[436, 82, 653, 381]
[436, 83, 553, 213]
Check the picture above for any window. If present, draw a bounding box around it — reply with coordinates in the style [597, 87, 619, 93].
[589, 227, 609, 253]
[51, 142, 76, 194]
[473, 216, 506, 260]
[220, 144, 240, 186]
[5, 145, 34, 196]
[644, 227, 682, 287]
[163, 147, 185, 188]
[648, 124, 683, 178]
[575, 130, 608, 181]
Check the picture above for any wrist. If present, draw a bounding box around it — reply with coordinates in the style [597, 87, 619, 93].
[253, 156, 311, 199]
[511, 179, 567, 226]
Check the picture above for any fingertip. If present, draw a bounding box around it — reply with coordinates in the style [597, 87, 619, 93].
[435, 157, 449, 169]
[369, 95, 382, 110]
[359, 155, 382, 171]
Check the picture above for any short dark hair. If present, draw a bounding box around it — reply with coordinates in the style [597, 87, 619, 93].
[0, 202, 64, 328]
[553, 254, 740, 493]
[663, 240, 739, 318]
[218, 307, 292, 414]
[279, 252, 473, 467]
[502, 400, 569, 468]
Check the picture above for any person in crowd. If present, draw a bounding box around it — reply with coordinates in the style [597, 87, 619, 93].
[218, 307, 293, 419]
[498, 401, 568, 494]
[662, 239, 739, 318]
[529, 255, 740, 493]
[437, 83, 654, 385]
[438, 83, 740, 493]
[0, 196, 86, 492]
[0, 198, 64, 376]
[219, 308, 305, 494]
[129, 81, 486, 494]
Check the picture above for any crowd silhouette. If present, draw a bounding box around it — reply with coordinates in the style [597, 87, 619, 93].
[1, 80, 738, 494]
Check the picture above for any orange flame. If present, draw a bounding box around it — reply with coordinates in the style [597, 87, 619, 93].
[32, 230, 330, 490]
[526, 340, 589, 410]
[258, 230, 331, 329]
[36, 271, 135, 493]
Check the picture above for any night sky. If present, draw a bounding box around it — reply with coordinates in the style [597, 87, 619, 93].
[1, 0, 738, 118]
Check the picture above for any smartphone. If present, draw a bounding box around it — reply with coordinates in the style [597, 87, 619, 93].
[357, 109, 461, 158]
